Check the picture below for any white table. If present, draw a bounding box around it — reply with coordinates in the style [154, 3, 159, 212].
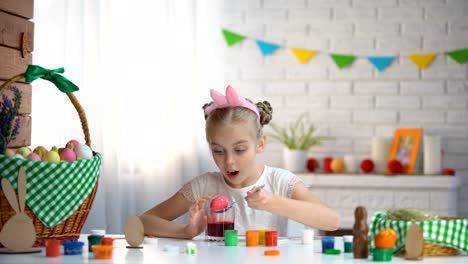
[0, 235, 467, 263]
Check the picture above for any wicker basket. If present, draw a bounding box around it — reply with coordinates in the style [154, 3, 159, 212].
[0, 68, 101, 247]
[370, 212, 468, 257]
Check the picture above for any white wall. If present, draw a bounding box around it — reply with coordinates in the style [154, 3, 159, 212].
[217, 0, 468, 215]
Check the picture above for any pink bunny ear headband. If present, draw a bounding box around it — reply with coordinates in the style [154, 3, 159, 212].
[204, 85, 260, 118]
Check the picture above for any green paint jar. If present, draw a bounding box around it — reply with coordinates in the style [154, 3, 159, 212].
[88, 229, 105, 252]
[343, 235, 353, 253]
[224, 230, 238, 246]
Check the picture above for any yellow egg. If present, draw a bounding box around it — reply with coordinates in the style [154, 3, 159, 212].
[330, 159, 346, 173]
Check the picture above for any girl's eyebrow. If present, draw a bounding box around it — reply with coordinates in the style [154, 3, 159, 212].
[210, 140, 249, 147]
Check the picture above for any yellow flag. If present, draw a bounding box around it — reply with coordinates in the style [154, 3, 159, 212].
[408, 54, 437, 70]
[291, 48, 316, 64]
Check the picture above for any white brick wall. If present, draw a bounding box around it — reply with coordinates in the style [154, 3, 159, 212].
[218, 1, 468, 215]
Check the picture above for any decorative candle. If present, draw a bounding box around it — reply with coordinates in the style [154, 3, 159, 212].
[321, 236, 335, 253]
[424, 136, 442, 175]
[302, 229, 314, 245]
[371, 137, 392, 174]
[344, 155, 359, 173]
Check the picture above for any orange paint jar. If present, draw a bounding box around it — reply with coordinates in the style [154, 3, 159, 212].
[246, 230, 259, 247]
[91, 245, 114, 259]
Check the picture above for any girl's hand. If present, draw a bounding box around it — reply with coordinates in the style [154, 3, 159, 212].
[245, 189, 274, 211]
[184, 196, 210, 239]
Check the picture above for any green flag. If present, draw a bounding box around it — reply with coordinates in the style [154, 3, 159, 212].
[446, 48, 468, 64]
[330, 54, 356, 69]
[222, 29, 246, 46]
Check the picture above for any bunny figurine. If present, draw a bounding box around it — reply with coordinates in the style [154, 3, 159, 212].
[0, 167, 36, 251]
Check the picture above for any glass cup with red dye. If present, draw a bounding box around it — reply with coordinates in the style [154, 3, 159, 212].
[206, 205, 235, 241]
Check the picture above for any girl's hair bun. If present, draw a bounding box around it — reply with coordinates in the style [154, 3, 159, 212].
[256, 101, 273, 126]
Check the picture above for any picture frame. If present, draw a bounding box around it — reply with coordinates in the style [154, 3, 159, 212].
[387, 128, 423, 174]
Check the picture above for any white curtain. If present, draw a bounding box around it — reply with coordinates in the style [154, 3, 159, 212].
[33, 0, 223, 233]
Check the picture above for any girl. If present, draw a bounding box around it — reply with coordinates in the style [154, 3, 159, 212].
[139, 86, 339, 239]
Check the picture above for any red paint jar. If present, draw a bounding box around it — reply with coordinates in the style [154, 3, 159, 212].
[45, 239, 61, 257]
[102, 237, 114, 246]
[265, 231, 278, 247]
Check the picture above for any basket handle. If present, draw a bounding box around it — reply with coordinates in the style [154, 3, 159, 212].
[0, 68, 92, 148]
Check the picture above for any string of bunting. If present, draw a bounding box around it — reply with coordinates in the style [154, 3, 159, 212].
[222, 28, 468, 72]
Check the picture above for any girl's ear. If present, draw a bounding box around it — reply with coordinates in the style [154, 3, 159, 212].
[256, 135, 267, 153]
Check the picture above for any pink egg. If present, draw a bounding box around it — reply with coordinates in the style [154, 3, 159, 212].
[27, 152, 42, 161]
[210, 195, 229, 211]
[66, 139, 80, 149]
[60, 148, 77, 162]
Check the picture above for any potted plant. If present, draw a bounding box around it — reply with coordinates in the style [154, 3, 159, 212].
[268, 114, 327, 172]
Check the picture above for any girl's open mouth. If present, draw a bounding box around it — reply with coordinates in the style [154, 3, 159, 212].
[227, 170, 239, 178]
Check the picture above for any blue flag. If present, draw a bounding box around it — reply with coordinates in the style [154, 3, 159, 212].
[368, 56, 395, 72]
[255, 40, 281, 56]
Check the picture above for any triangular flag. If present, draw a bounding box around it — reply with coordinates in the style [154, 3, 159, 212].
[222, 29, 246, 46]
[291, 48, 316, 64]
[367, 56, 395, 72]
[330, 54, 356, 69]
[408, 54, 436, 70]
[446, 48, 468, 64]
[255, 40, 281, 56]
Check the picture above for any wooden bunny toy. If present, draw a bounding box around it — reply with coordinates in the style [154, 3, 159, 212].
[353, 206, 369, 259]
[0, 167, 36, 252]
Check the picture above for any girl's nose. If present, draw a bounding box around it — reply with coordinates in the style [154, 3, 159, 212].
[225, 153, 235, 165]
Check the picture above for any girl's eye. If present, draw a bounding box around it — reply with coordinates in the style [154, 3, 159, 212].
[212, 149, 224, 154]
[235, 149, 246, 153]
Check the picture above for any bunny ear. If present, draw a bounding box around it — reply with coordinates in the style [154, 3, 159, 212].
[225, 85, 241, 105]
[17, 167, 27, 213]
[1, 178, 20, 214]
[210, 89, 227, 105]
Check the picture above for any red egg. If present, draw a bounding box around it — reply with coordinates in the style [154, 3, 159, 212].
[387, 159, 403, 174]
[360, 159, 374, 173]
[210, 195, 229, 211]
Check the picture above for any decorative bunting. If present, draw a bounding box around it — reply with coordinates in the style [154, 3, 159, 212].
[408, 54, 436, 70]
[446, 48, 468, 64]
[222, 29, 246, 46]
[367, 56, 395, 72]
[291, 48, 316, 64]
[330, 54, 356, 69]
[221, 28, 468, 71]
[255, 40, 281, 56]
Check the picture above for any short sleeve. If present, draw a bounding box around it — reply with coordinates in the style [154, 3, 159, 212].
[286, 175, 303, 198]
[179, 181, 195, 202]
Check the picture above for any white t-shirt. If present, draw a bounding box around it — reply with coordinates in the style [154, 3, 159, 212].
[179, 165, 303, 236]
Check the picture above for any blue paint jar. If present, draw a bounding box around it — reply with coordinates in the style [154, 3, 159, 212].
[321, 236, 335, 253]
[63, 241, 85, 255]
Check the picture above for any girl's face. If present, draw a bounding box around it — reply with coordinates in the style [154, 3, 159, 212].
[207, 121, 266, 188]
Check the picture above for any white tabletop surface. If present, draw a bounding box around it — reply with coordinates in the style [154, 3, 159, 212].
[0, 235, 467, 263]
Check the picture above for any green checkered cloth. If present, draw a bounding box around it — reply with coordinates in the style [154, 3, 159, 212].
[0, 153, 102, 227]
[370, 211, 468, 253]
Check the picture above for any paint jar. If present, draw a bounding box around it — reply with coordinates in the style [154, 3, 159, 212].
[102, 237, 114, 246]
[63, 241, 84, 255]
[258, 229, 269, 246]
[91, 245, 114, 259]
[246, 230, 259, 247]
[88, 229, 105, 252]
[302, 229, 315, 245]
[321, 236, 335, 253]
[45, 239, 61, 257]
[265, 231, 278, 247]
[224, 230, 238, 246]
[373, 248, 393, 261]
[343, 235, 353, 253]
